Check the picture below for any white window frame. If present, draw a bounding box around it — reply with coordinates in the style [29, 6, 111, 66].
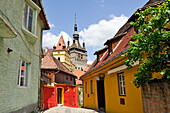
[23, 3, 34, 33]
[118, 73, 126, 96]
[21, 0, 41, 44]
[18, 59, 29, 87]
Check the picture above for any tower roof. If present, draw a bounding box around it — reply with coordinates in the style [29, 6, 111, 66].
[56, 35, 68, 51]
[69, 14, 87, 52]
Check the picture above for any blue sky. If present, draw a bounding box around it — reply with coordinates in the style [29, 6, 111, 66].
[42, 0, 148, 64]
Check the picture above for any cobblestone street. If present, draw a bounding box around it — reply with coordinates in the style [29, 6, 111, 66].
[41, 106, 104, 113]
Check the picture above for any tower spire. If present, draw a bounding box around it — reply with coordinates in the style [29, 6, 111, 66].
[75, 13, 76, 24]
[73, 14, 79, 40]
[74, 13, 77, 32]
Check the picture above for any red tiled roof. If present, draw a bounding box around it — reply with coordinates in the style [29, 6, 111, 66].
[55, 35, 68, 51]
[94, 46, 108, 55]
[104, 32, 127, 45]
[41, 53, 76, 77]
[84, 67, 90, 72]
[43, 48, 53, 56]
[81, 28, 135, 78]
[74, 70, 85, 84]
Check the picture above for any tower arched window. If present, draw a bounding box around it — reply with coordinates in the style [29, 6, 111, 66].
[58, 57, 60, 61]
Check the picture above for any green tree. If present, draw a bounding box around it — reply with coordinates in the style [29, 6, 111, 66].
[124, 0, 170, 88]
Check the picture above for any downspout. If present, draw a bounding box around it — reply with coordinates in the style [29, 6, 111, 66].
[38, 29, 43, 111]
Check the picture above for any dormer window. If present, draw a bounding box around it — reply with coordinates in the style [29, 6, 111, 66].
[109, 43, 112, 54]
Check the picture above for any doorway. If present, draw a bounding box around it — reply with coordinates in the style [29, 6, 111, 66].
[57, 88, 63, 104]
[97, 78, 105, 111]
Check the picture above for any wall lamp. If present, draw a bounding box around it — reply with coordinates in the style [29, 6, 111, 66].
[7, 48, 13, 53]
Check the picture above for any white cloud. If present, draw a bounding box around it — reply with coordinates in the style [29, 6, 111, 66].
[87, 60, 93, 65]
[79, 14, 128, 47]
[101, 0, 104, 3]
[42, 31, 72, 48]
[49, 22, 55, 28]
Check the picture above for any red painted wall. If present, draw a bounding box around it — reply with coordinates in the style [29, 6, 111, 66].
[43, 86, 57, 109]
[43, 84, 78, 110]
[55, 84, 79, 108]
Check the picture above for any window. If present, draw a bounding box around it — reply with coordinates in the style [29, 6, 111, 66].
[58, 57, 60, 61]
[18, 59, 29, 87]
[66, 75, 68, 80]
[70, 76, 72, 81]
[85, 82, 87, 93]
[78, 53, 80, 58]
[23, 4, 34, 33]
[118, 73, 126, 96]
[63, 46, 65, 49]
[49, 71, 51, 75]
[81, 55, 83, 59]
[46, 71, 48, 75]
[59, 43, 61, 46]
[91, 80, 93, 94]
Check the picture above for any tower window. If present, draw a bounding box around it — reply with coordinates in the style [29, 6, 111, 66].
[59, 43, 61, 46]
[58, 57, 60, 61]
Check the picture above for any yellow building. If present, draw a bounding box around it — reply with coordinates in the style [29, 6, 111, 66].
[52, 36, 76, 71]
[80, 19, 144, 112]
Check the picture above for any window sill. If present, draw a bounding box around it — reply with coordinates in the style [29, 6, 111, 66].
[22, 27, 38, 44]
[18, 85, 28, 88]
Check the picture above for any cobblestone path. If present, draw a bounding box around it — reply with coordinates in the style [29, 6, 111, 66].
[41, 106, 104, 113]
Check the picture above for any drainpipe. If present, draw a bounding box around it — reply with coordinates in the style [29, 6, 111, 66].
[38, 29, 43, 112]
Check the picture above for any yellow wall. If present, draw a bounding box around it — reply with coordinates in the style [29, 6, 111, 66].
[53, 50, 76, 71]
[105, 65, 143, 113]
[82, 57, 144, 113]
[83, 77, 98, 109]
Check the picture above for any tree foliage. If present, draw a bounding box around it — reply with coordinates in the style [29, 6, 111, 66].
[124, 0, 170, 88]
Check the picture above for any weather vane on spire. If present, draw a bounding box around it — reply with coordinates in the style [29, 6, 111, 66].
[75, 13, 76, 24]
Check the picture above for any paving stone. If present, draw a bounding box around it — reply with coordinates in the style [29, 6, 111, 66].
[42, 106, 101, 113]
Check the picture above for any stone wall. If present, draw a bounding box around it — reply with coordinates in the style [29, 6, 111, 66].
[141, 80, 170, 113]
[0, 0, 44, 112]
